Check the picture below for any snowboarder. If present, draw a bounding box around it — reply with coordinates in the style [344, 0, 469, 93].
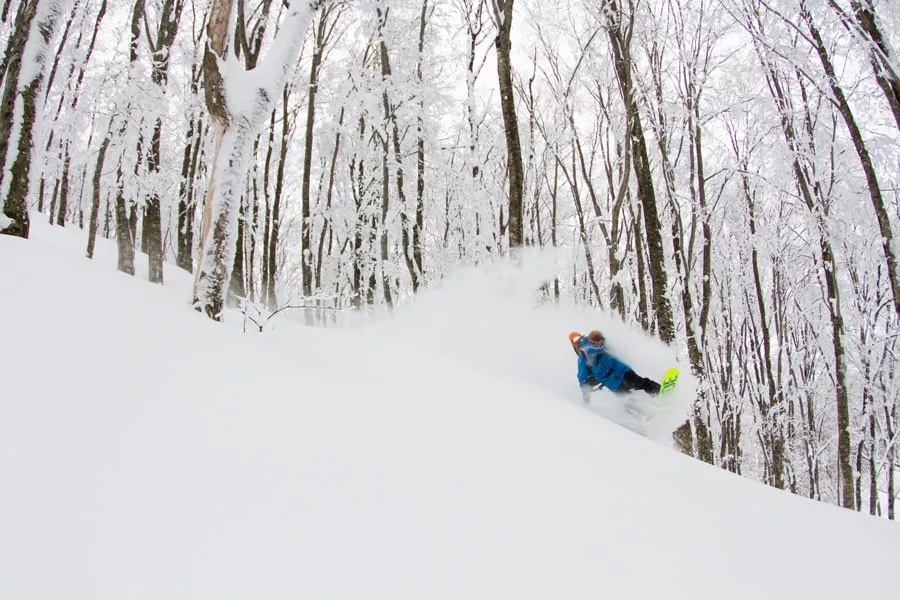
[575, 330, 661, 402]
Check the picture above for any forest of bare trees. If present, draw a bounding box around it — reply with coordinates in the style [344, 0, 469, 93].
[1, 0, 898, 517]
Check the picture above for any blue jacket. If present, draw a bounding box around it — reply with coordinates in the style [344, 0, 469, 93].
[577, 337, 631, 391]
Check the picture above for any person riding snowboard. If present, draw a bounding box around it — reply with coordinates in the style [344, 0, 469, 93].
[577, 330, 660, 402]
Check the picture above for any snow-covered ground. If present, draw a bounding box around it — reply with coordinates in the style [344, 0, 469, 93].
[1, 221, 897, 599]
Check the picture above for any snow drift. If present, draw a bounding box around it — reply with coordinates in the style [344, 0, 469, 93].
[0, 223, 897, 599]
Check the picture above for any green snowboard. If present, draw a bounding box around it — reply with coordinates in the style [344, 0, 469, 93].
[660, 367, 679, 394]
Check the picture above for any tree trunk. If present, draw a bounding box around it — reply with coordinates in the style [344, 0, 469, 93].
[742, 166, 784, 487]
[802, 3, 900, 324]
[176, 114, 198, 272]
[86, 135, 111, 259]
[763, 60, 854, 508]
[265, 87, 290, 309]
[144, 116, 165, 283]
[144, 0, 184, 284]
[0, 0, 39, 202]
[316, 105, 344, 291]
[375, 7, 394, 308]
[828, 0, 900, 131]
[560, 143, 602, 305]
[631, 197, 649, 332]
[114, 167, 136, 275]
[55, 146, 70, 227]
[886, 404, 896, 519]
[493, 0, 524, 250]
[194, 0, 323, 319]
[605, 2, 674, 343]
[376, 9, 419, 294]
[228, 202, 246, 304]
[300, 12, 328, 299]
[412, 0, 429, 285]
[1, 0, 58, 239]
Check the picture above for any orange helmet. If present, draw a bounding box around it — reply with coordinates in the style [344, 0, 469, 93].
[587, 330, 605, 346]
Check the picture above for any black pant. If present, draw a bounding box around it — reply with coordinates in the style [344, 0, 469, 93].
[617, 370, 660, 395]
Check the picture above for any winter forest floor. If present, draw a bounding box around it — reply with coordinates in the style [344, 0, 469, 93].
[1, 218, 898, 599]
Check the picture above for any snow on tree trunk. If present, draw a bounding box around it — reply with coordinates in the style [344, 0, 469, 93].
[194, 0, 325, 320]
[1, 0, 63, 239]
[0, 1, 39, 200]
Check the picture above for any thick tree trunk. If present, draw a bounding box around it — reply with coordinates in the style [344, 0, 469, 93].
[493, 0, 524, 250]
[194, 0, 237, 318]
[1, 67, 40, 238]
[194, 0, 320, 320]
[114, 167, 136, 275]
[1, 0, 57, 239]
[228, 203, 246, 304]
[0, 0, 38, 202]
[144, 0, 184, 284]
[195, 0, 323, 319]
[606, 5, 674, 343]
[144, 117, 165, 283]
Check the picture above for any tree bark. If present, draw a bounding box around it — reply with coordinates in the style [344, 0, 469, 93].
[375, 7, 394, 308]
[762, 58, 854, 508]
[55, 146, 70, 226]
[412, 0, 429, 284]
[1, 0, 58, 239]
[143, 0, 184, 283]
[114, 166, 136, 275]
[316, 106, 343, 292]
[492, 0, 524, 250]
[827, 0, 900, 131]
[265, 86, 290, 309]
[300, 9, 331, 298]
[195, 0, 324, 319]
[605, 0, 674, 343]
[801, 3, 900, 325]
[86, 135, 111, 259]
[176, 112, 199, 272]
[0, 0, 39, 203]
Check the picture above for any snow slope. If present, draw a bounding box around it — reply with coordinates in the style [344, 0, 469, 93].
[1, 224, 898, 599]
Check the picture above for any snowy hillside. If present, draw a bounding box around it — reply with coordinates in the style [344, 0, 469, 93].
[1, 224, 898, 599]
